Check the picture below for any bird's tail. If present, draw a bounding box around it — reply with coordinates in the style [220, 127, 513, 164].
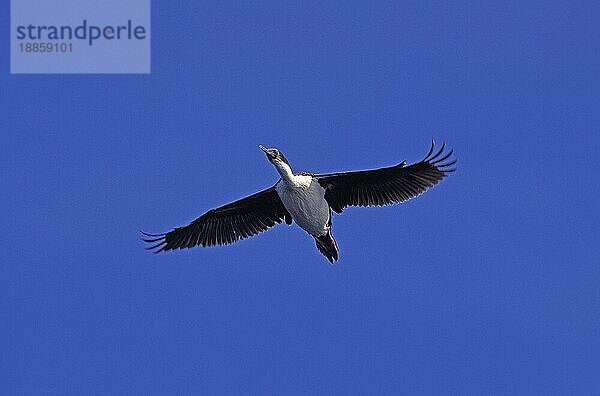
[314, 230, 339, 264]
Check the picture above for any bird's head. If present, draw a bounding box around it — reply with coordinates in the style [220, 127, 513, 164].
[259, 145, 290, 165]
[259, 145, 292, 177]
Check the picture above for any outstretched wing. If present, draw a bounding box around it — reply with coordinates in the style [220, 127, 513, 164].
[316, 141, 456, 213]
[143, 186, 291, 252]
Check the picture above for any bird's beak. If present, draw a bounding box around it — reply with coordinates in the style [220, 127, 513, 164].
[258, 145, 268, 153]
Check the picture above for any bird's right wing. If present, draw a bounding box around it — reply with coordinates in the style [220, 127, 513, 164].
[143, 186, 291, 252]
[315, 141, 456, 213]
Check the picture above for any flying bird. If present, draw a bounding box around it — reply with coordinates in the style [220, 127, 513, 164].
[143, 141, 456, 263]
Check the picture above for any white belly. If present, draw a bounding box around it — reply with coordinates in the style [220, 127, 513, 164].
[275, 176, 330, 237]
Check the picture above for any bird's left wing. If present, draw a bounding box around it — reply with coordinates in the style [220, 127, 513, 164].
[315, 141, 456, 213]
[143, 186, 291, 252]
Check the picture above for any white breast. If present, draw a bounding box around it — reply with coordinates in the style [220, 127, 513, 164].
[275, 175, 330, 237]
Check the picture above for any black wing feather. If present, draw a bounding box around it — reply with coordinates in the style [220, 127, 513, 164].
[316, 140, 456, 213]
[143, 186, 291, 252]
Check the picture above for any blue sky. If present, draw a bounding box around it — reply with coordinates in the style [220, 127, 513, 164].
[2, 1, 599, 394]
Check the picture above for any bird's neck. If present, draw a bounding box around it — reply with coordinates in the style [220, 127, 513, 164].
[273, 159, 295, 184]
